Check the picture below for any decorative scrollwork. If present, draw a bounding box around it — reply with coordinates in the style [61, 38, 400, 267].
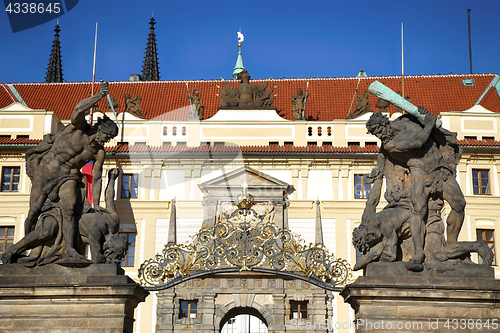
[139, 205, 353, 290]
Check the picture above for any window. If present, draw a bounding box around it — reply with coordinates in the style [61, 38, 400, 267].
[80, 243, 90, 260]
[464, 136, 477, 140]
[0, 226, 15, 256]
[2, 167, 20, 192]
[121, 174, 138, 198]
[472, 169, 490, 195]
[120, 232, 136, 266]
[290, 300, 308, 319]
[477, 229, 496, 265]
[461, 78, 475, 86]
[180, 300, 198, 318]
[354, 174, 371, 199]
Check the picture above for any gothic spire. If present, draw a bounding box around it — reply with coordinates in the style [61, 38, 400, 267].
[141, 17, 160, 81]
[45, 23, 63, 83]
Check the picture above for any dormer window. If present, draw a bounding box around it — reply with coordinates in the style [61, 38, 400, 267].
[461, 78, 475, 86]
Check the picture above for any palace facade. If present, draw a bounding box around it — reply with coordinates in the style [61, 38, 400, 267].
[1, 72, 500, 332]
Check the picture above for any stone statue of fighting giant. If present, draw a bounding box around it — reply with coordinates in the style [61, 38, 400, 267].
[2, 82, 127, 265]
[353, 81, 493, 272]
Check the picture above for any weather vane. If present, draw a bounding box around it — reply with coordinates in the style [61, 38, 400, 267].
[237, 30, 244, 45]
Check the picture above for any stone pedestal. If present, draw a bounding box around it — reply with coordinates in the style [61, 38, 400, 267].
[0, 264, 149, 333]
[341, 262, 500, 333]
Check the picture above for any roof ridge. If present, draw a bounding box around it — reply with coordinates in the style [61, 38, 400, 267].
[9, 73, 498, 86]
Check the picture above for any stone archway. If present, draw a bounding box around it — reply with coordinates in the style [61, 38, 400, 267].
[219, 307, 268, 333]
[154, 273, 335, 333]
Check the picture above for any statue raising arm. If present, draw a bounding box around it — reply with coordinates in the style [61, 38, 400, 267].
[71, 82, 108, 129]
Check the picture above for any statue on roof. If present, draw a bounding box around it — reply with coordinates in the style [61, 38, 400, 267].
[347, 89, 372, 119]
[292, 85, 309, 120]
[186, 84, 204, 119]
[124, 94, 144, 119]
[352, 81, 494, 273]
[105, 95, 120, 111]
[217, 70, 276, 108]
[375, 97, 390, 112]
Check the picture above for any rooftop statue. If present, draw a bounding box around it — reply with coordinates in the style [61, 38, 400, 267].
[292, 86, 309, 120]
[1, 82, 126, 266]
[124, 93, 144, 118]
[347, 89, 372, 119]
[353, 82, 494, 272]
[217, 70, 276, 108]
[186, 83, 204, 119]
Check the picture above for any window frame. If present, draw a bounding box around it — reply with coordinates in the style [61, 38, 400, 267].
[0, 226, 15, 255]
[290, 300, 308, 319]
[119, 231, 136, 267]
[472, 169, 490, 195]
[1, 166, 21, 192]
[121, 173, 139, 198]
[476, 229, 496, 266]
[354, 174, 371, 199]
[179, 300, 198, 319]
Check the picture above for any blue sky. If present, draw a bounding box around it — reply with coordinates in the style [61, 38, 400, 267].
[1, 0, 499, 83]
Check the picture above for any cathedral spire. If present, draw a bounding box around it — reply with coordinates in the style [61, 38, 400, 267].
[141, 17, 160, 81]
[45, 23, 64, 83]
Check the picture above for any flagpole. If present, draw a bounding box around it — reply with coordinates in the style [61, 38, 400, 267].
[468, 9, 473, 74]
[90, 22, 98, 125]
[401, 22, 405, 101]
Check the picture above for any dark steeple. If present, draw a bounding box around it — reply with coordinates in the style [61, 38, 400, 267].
[141, 17, 160, 81]
[45, 23, 64, 83]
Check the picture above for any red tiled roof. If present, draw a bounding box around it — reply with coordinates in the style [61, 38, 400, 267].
[104, 142, 380, 154]
[5, 74, 500, 121]
[1, 140, 500, 152]
[0, 84, 18, 107]
[0, 137, 41, 145]
[457, 138, 500, 147]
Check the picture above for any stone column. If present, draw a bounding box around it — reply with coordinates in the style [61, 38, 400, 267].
[155, 291, 176, 333]
[201, 199, 217, 229]
[273, 201, 284, 229]
[270, 293, 286, 333]
[200, 293, 216, 333]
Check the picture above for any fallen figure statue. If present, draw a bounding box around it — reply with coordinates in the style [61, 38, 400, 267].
[2, 168, 127, 266]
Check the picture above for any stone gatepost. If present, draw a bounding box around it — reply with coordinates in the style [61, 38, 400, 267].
[342, 262, 500, 333]
[0, 264, 148, 333]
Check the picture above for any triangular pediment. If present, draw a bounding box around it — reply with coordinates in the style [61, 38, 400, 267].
[0, 102, 34, 113]
[201, 166, 290, 188]
[463, 104, 495, 113]
[199, 166, 294, 202]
